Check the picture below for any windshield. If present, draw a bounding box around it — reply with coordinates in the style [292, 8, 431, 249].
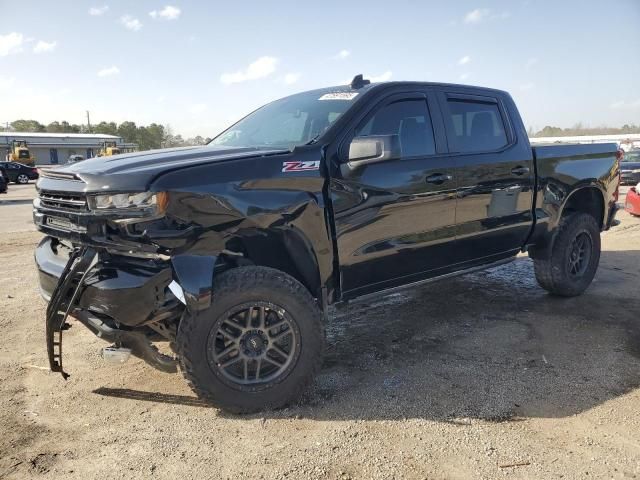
[210, 90, 359, 150]
[622, 151, 639, 162]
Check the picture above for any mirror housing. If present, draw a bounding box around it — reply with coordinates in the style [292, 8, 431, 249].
[347, 135, 401, 168]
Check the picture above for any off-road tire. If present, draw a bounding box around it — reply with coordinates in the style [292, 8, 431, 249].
[533, 213, 601, 297]
[177, 266, 324, 413]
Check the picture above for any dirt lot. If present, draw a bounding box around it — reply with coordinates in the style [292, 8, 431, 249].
[1, 184, 639, 479]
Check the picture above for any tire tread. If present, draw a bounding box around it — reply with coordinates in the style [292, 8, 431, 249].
[177, 266, 324, 413]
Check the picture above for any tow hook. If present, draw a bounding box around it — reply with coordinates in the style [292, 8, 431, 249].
[102, 346, 132, 364]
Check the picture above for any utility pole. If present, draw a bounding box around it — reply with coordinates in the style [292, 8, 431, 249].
[86, 111, 92, 133]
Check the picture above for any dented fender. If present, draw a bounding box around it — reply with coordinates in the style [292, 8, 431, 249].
[170, 254, 219, 312]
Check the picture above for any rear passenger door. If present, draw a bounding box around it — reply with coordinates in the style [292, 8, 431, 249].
[438, 91, 535, 263]
[330, 91, 458, 298]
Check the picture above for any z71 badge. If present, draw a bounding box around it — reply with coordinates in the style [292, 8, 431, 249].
[281, 161, 320, 173]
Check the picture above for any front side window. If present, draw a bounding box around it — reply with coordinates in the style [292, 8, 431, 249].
[210, 90, 359, 150]
[446, 99, 508, 153]
[356, 99, 436, 157]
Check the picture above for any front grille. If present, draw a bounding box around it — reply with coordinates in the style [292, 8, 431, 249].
[39, 191, 89, 212]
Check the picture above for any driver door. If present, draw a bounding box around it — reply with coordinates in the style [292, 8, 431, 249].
[329, 91, 458, 298]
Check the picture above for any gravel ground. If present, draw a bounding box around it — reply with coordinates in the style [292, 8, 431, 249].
[1, 186, 639, 479]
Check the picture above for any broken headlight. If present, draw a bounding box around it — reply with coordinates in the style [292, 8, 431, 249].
[88, 191, 169, 216]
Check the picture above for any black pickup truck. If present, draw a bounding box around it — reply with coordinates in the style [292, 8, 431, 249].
[34, 76, 620, 412]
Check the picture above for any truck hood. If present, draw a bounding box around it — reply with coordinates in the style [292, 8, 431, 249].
[41, 145, 288, 192]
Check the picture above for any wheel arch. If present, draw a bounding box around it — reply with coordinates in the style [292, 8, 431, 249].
[228, 226, 324, 301]
[528, 183, 606, 260]
[559, 184, 606, 229]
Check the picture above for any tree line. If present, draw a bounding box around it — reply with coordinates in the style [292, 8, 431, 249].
[3, 119, 211, 150]
[530, 123, 640, 137]
[5, 119, 640, 146]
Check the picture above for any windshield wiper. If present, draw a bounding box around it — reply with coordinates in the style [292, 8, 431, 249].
[306, 133, 322, 145]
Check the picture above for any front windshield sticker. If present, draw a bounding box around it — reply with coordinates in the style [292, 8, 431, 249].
[319, 92, 359, 101]
[282, 160, 320, 172]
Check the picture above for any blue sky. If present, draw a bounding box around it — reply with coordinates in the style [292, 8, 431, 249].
[1, 0, 639, 137]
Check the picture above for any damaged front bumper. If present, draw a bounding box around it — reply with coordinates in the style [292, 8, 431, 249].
[37, 236, 187, 376]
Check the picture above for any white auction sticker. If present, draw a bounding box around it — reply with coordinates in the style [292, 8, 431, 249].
[319, 92, 359, 101]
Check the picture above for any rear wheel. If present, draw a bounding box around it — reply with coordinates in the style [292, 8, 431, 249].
[16, 174, 29, 184]
[533, 213, 601, 297]
[177, 266, 324, 413]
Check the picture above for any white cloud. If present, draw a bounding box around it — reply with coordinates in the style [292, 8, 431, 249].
[370, 71, 393, 82]
[519, 82, 535, 91]
[33, 40, 57, 54]
[220, 56, 278, 85]
[525, 57, 538, 70]
[97, 65, 120, 77]
[333, 49, 350, 60]
[458, 55, 471, 66]
[284, 73, 301, 85]
[120, 15, 142, 31]
[89, 5, 109, 16]
[149, 5, 181, 20]
[189, 103, 207, 114]
[459, 73, 470, 81]
[0, 32, 24, 56]
[464, 8, 509, 24]
[464, 8, 490, 24]
[0, 75, 15, 90]
[610, 99, 640, 109]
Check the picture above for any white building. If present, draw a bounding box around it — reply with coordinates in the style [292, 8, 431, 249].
[0, 132, 136, 165]
[529, 133, 640, 151]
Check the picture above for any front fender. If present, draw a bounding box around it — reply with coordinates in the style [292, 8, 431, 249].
[171, 254, 218, 312]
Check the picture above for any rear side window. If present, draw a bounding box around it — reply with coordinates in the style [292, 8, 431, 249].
[356, 99, 436, 157]
[445, 99, 508, 153]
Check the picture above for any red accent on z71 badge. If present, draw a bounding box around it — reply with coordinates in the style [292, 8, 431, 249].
[282, 161, 320, 172]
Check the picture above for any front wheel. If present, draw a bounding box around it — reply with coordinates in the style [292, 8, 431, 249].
[16, 174, 29, 184]
[533, 213, 601, 297]
[177, 266, 325, 413]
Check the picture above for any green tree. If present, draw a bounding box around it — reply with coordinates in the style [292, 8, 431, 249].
[11, 119, 45, 132]
[143, 123, 165, 149]
[93, 121, 118, 136]
[117, 121, 138, 143]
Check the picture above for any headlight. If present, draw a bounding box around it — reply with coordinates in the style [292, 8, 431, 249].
[632, 169, 640, 173]
[88, 191, 168, 216]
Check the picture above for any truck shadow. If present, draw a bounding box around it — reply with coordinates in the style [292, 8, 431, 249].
[94, 250, 640, 422]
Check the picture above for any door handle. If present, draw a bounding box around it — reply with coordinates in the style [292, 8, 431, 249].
[425, 173, 452, 185]
[511, 166, 530, 176]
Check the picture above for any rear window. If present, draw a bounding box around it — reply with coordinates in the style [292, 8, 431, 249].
[446, 98, 508, 153]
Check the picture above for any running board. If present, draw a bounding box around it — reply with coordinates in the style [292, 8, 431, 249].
[344, 257, 515, 305]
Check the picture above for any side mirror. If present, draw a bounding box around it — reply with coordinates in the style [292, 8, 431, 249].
[347, 134, 401, 168]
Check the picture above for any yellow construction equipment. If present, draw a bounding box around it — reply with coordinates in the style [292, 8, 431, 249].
[97, 141, 121, 157]
[6, 140, 36, 166]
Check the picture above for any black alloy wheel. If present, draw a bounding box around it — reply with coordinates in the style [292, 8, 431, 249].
[207, 302, 300, 389]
